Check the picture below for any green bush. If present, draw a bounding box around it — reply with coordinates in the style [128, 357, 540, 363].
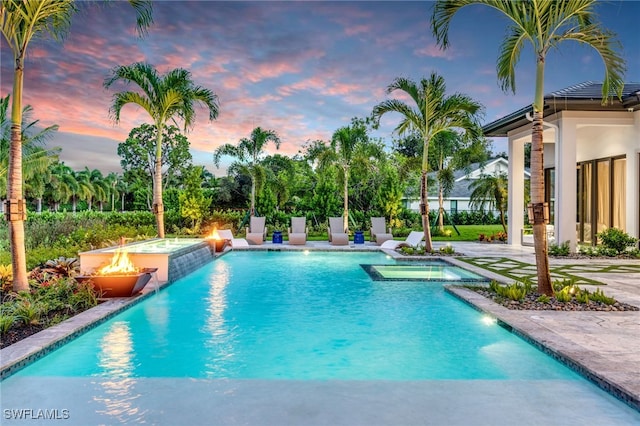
[590, 288, 616, 305]
[597, 228, 638, 255]
[549, 241, 570, 256]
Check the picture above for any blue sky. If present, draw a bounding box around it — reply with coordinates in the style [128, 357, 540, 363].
[1, 0, 638, 174]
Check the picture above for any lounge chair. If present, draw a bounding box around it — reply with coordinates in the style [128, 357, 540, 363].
[380, 231, 424, 250]
[288, 217, 308, 245]
[328, 216, 349, 246]
[370, 217, 394, 245]
[245, 216, 267, 245]
[217, 229, 249, 248]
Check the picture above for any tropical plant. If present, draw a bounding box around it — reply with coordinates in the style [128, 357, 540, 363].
[597, 228, 638, 255]
[213, 127, 280, 217]
[372, 73, 483, 251]
[0, 0, 153, 291]
[0, 95, 60, 211]
[469, 172, 508, 233]
[105, 62, 218, 238]
[324, 118, 378, 232]
[178, 165, 211, 232]
[432, 0, 626, 295]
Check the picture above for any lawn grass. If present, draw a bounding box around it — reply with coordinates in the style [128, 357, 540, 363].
[431, 224, 504, 242]
[304, 225, 505, 242]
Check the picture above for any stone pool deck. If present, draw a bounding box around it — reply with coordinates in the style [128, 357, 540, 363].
[1, 240, 639, 414]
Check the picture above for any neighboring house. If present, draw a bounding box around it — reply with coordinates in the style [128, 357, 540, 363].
[403, 157, 530, 216]
[483, 81, 640, 250]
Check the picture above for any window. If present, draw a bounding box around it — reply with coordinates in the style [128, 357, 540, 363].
[450, 200, 458, 214]
[576, 156, 625, 244]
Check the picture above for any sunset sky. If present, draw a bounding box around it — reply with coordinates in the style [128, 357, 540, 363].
[1, 0, 638, 174]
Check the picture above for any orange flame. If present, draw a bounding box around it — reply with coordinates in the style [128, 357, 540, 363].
[96, 249, 140, 275]
[206, 228, 222, 241]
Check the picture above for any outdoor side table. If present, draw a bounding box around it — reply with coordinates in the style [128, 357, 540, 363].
[272, 230, 283, 244]
[354, 230, 365, 244]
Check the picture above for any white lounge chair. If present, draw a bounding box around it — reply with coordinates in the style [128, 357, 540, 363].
[246, 216, 267, 245]
[328, 217, 349, 246]
[217, 229, 249, 247]
[288, 217, 308, 245]
[370, 217, 394, 245]
[380, 231, 424, 250]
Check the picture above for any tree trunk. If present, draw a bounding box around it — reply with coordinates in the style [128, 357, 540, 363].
[8, 63, 29, 291]
[438, 184, 445, 232]
[420, 170, 433, 252]
[343, 166, 349, 232]
[250, 176, 256, 217]
[531, 60, 552, 295]
[154, 124, 165, 237]
[37, 197, 42, 213]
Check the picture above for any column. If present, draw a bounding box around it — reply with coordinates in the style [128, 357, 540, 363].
[555, 116, 577, 251]
[508, 136, 525, 245]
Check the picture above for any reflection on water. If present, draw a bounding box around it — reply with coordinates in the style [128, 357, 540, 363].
[93, 321, 148, 421]
[204, 261, 237, 377]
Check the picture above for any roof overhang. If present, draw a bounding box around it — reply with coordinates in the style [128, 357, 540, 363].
[482, 84, 640, 137]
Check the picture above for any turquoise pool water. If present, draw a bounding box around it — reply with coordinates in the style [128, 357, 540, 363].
[3, 252, 639, 425]
[3, 252, 581, 380]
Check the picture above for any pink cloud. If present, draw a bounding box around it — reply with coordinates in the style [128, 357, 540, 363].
[413, 43, 456, 60]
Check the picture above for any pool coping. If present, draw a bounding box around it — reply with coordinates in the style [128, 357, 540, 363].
[1, 247, 638, 415]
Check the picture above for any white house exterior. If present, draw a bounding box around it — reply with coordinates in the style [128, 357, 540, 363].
[483, 81, 640, 250]
[404, 157, 530, 215]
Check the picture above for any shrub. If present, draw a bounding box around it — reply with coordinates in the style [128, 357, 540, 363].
[555, 287, 572, 303]
[536, 294, 551, 303]
[590, 288, 616, 305]
[597, 228, 638, 254]
[549, 241, 570, 256]
[439, 244, 456, 255]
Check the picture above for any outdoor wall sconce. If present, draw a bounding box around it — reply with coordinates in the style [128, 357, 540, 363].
[527, 202, 549, 225]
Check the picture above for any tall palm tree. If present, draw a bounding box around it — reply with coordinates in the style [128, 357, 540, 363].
[315, 120, 380, 232]
[213, 127, 281, 217]
[372, 73, 482, 251]
[105, 62, 219, 237]
[1, 0, 153, 290]
[469, 172, 508, 233]
[432, 0, 625, 295]
[0, 95, 59, 212]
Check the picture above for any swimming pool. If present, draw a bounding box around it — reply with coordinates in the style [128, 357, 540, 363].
[2, 252, 639, 425]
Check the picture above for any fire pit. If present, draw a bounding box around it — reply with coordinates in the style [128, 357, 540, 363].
[76, 249, 157, 297]
[205, 228, 228, 253]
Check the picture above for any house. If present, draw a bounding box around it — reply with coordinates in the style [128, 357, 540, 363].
[483, 81, 640, 250]
[403, 157, 530, 216]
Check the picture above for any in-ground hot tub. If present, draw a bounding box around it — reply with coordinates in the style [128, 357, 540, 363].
[79, 238, 215, 284]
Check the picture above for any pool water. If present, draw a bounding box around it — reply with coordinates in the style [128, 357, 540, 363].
[0, 252, 595, 380]
[3, 252, 639, 425]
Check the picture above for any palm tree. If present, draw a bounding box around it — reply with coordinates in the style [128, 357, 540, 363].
[213, 127, 281, 217]
[469, 172, 508, 233]
[0, 95, 59, 213]
[1, 0, 153, 290]
[372, 73, 482, 251]
[105, 62, 219, 237]
[47, 162, 77, 212]
[432, 0, 625, 295]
